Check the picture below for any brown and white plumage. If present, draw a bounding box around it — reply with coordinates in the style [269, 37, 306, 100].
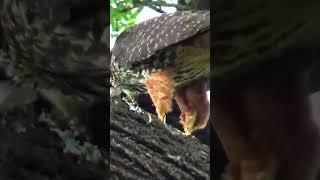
[111, 10, 210, 134]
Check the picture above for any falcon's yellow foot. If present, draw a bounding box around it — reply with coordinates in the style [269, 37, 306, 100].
[157, 111, 168, 127]
[154, 100, 172, 131]
[156, 109, 166, 122]
[179, 111, 197, 135]
[175, 79, 210, 135]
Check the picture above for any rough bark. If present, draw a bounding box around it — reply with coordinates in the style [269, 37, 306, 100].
[0, 105, 107, 180]
[0, 0, 109, 179]
[110, 95, 210, 179]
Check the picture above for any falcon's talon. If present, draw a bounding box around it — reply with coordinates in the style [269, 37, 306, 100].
[158, 112, 166, 122]
[182, 131, 192, 136]
[147, 114, 153, 124]
[183, 112, 197, 135]
[163, 114, 167, 126]
[163, 114, 173, 130]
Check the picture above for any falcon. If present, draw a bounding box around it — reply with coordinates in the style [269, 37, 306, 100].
[111, 10, 210, 135]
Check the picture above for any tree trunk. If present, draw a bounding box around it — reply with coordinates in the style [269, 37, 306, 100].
[110, 95, 210, 179]
[0, 105, 107, 180]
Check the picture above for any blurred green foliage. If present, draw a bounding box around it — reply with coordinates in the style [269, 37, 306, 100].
[110, 0, 198, 40]
[110, 0, 140, 39]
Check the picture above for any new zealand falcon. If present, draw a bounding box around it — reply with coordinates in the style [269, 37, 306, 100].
[111, 10, 210, 135]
